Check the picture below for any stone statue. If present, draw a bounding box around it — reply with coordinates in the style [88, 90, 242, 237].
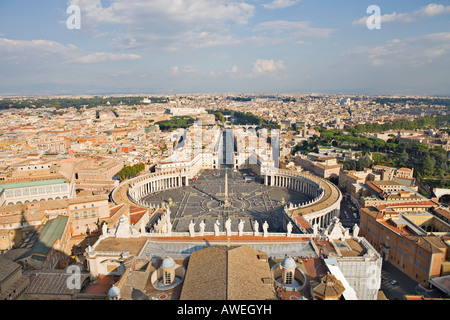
[189, 220, 195, 237]
[313, 223, 319, 236]
[238, 220, 245, 236]
[286, 221, 293, 237]
[214, 219, 221, 236]
[263, 221, 269, 237]
[199, 220, 206, 236]
[167, 220, 172, 236]
[253, 220, 260, 236]
[225, 218, 232, 236]
[353, 223, 360, 238]
[102, 222, 108, 236]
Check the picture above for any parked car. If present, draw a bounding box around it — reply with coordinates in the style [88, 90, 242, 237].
[390, 280, 399, 287]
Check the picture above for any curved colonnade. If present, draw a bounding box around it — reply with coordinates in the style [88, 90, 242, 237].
[111, 169, 189, 208]
[265, 169, 342, 230]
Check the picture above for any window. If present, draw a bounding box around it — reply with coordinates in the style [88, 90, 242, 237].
[164, 271, 172, 285]
[285, 271, 293, 285]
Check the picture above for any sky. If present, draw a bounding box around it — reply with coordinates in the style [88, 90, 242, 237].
[0, 0, 449, 96]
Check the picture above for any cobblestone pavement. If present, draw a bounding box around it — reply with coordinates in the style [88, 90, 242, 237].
[143, 168, 312, 232]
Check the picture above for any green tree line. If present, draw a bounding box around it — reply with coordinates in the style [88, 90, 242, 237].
[0, 96, 169, 110]
[155, 116, 195, 131]
[118, 163, 146, 181]
[293, 126, 449, 182]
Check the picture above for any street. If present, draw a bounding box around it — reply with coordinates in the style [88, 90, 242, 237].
[380, 261, 446, 300]
[339, 196, 360, 229]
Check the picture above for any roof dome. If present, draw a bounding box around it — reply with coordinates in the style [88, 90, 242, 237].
[281, 256, 296, 269]
[161, 257, 176, 269]
[108, 286, 120, 297]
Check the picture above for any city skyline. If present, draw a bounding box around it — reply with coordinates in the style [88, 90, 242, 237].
[1, 1, 450, 96]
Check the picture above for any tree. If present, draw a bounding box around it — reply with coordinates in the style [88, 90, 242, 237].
[422, 154, 435, 177]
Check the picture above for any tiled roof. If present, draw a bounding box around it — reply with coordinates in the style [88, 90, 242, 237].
[31, 216, 68, 257]
[310, 273, 345, 298]
[180, 245, 275, 300]
[0, 256, 21, 283]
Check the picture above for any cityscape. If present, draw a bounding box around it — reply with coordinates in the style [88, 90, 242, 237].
[0, 0, 449, 309]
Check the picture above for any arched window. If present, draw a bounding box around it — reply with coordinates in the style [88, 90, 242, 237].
[164, 271, 172, 285]
[286, 271, 293, 285]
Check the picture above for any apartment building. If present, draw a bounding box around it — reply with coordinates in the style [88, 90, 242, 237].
[294, 153, 342, 179]
[360, 204, 449, 286]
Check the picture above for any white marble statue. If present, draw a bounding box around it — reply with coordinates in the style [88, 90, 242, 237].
[189, 220, 195, 237]
[214, 219, 221, 236]
[313, 223, 319, 236]
[199, 220, 206, 236]
[353, 223, 360, 237]
[102, 223, 108, 236]
[286, 221, 293, 237]
[253, 220, 260, 236]
[238, 220, 245, 236]
[225, 218, 232, 236]
[167, 220, 172, 236]
[263, 221, 269, 237]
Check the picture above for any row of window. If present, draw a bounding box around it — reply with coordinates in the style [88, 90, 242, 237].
[4, 184, 69, 198]
[73, 203, 96, 210]
[364, 228, 432, 275]
[73, 210, 97, 219]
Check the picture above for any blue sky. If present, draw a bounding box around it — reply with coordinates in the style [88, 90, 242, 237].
[0, 0, 449, 96]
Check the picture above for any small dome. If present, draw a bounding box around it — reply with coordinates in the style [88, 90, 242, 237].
[161, 257, 176, 269]
[108, 286, 120, 297]
[281, 256, 296, 269]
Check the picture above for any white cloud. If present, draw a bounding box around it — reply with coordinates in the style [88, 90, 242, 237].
[182, 65, 199, 73]
[170, 66, 180, 75]
[252, 59, 286, 74]
[68, 0, 255, 51]
[254, 20, 334, 38]
[263, 0, 301, 10]
[346, 32, 450, 68]
[73, 52, 141, 63]
[0, 38, 76, 56]
[227, 65, 239, 73]
[352, 3, 450, 27]
[0, 37, 141, 64]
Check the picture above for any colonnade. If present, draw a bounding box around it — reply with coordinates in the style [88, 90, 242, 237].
[265, 172, 322, 198]
[127, 170, 189, 204]
[267, 169, 341, 230]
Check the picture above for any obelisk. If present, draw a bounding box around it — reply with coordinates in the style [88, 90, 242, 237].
[224, 168, 230, 207]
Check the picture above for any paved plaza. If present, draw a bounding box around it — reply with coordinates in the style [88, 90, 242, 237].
[142, 168, 312, 233]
